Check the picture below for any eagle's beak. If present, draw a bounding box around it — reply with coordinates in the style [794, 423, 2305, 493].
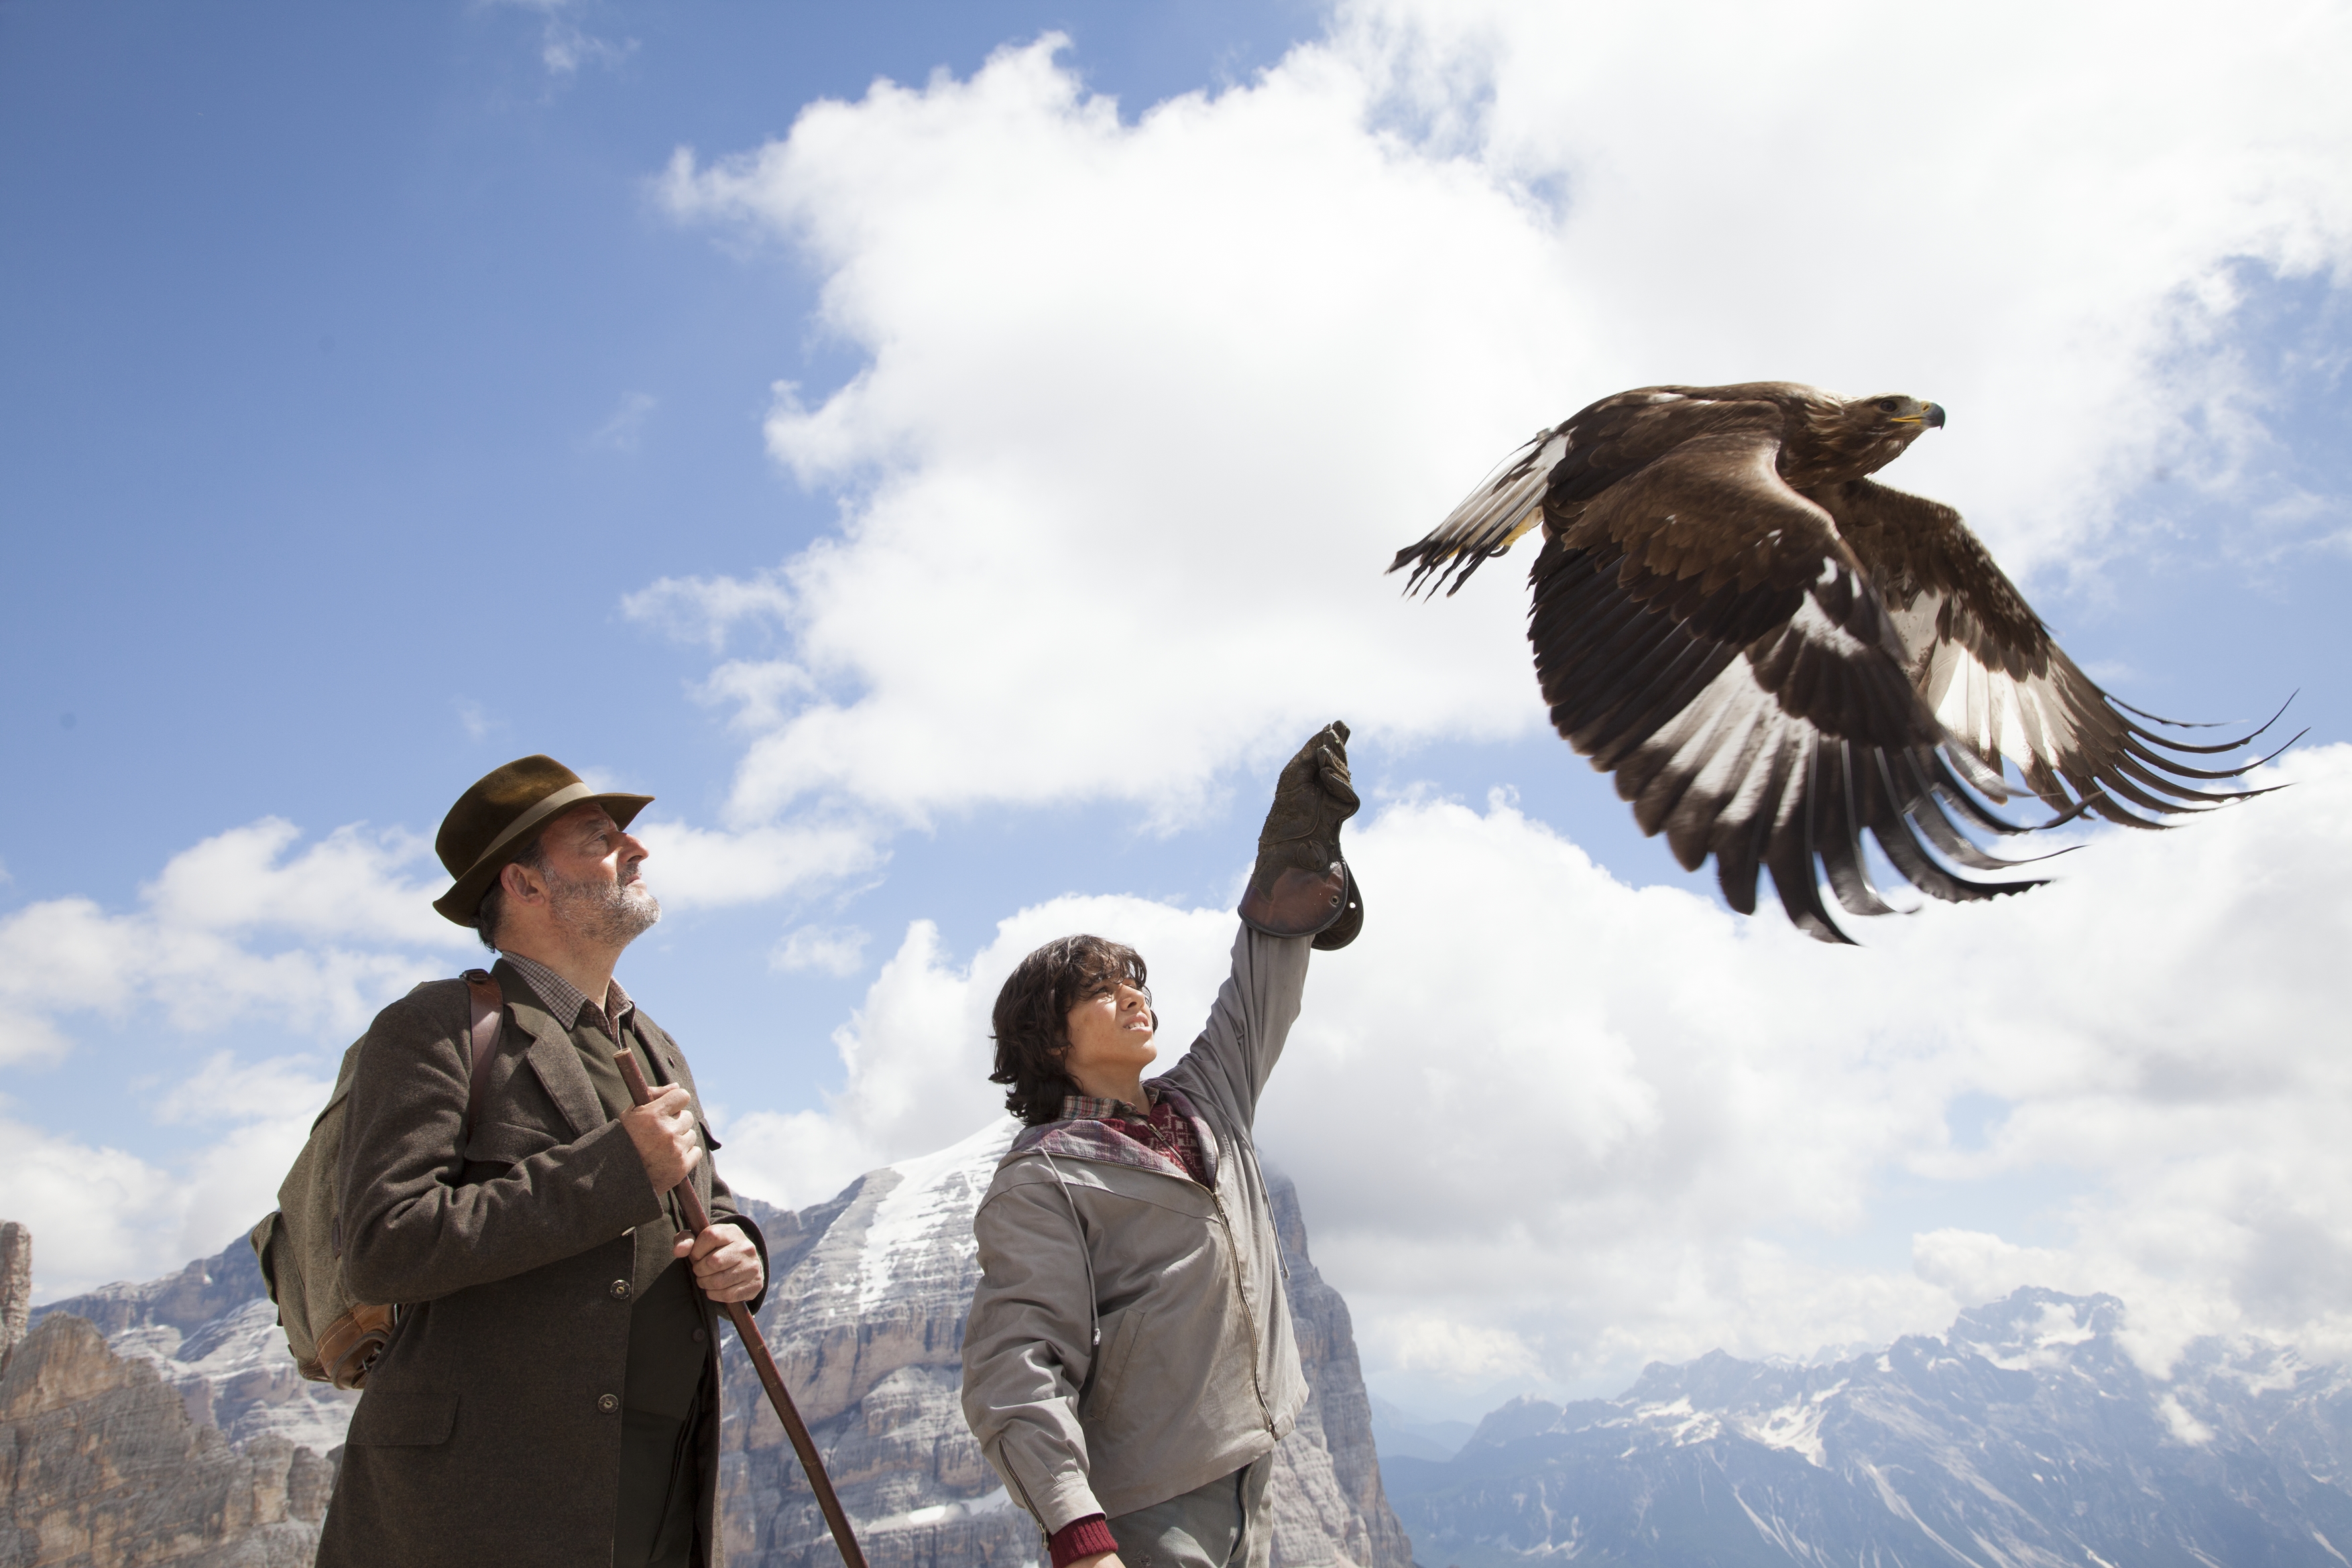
[1923, 403, 1946, 428]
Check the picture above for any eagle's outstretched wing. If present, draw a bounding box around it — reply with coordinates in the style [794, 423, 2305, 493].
[1392, 388, 1785, 597]
[1822, 479, 2298, 826]
[1521, 422, 2040, 943]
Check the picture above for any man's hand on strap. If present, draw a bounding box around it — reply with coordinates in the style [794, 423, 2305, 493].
[674, 1223, 764, 1304]
[1237, 720, 1364, 950]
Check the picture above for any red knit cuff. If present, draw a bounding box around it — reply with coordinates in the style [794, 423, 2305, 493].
[1047, 1514, 1118, 1567]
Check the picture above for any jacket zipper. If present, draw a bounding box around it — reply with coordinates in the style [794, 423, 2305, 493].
[1209, 1187, 1277, 1433]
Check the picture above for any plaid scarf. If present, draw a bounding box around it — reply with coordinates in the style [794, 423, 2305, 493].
[1056, 1085, 1210, 1187]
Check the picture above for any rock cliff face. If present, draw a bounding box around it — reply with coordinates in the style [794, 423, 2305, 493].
[32, 1239, 357, 1457]
[1262, 1176, 1417, 1568]
[0, 1226, 28, 1371]
[717, 1122, 1415, 1568]
[1383, 1287, 2352, 1567]
[0, 1310, 332, 1567]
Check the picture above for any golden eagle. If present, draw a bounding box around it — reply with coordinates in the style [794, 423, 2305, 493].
[1391, 381, 2290, 943]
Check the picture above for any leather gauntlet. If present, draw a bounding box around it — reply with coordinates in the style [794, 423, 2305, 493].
[1238, 721, 1364, 950]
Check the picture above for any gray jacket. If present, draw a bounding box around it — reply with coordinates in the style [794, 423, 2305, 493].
[960, 925, 1313, 1531]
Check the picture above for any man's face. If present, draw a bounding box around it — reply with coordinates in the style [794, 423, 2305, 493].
[536, 803, 660, 946]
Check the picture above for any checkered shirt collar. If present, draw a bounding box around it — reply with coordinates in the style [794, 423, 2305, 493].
[1059, 1084, 1163, 1123]
[499, 951, 636, 1036]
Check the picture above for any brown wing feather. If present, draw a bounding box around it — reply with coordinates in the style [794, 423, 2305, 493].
[1524, 430, 2042, 944]
[1822, 479, 2290, 826]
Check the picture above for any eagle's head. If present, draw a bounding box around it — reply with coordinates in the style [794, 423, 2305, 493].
[1791, 391, 1946, 483]
[1856, 393, 1947, 434]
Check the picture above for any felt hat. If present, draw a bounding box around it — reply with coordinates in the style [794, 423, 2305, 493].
[432, 755, 653, 926]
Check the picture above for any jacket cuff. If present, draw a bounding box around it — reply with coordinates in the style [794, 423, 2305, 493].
[1048, 1516, 1117, 1567]
[996, 1448, 1104, 1537]
[578, 1119, 672, 1229]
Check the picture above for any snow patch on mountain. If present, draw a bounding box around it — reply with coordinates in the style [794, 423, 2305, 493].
[854, 1118, 1011, 1312]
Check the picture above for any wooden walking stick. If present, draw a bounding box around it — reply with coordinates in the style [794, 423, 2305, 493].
[615, 1050, 868, 1568]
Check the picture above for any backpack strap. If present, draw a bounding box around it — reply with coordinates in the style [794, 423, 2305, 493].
[460, 969, 504, 1138]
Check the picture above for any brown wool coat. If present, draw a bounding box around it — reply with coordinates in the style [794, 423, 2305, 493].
[314, 960, 766, 1568]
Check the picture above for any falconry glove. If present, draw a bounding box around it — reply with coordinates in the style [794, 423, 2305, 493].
[1238, 721, 1364, 950]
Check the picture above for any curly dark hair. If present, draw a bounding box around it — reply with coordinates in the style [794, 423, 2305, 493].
[990, 934, 1152, 1126]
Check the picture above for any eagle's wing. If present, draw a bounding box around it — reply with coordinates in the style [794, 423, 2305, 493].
[1390, 390, 1742, 596]
[1822, 479, 2292, 826]
[1531, 426, 2042, 943]
[1389, 425, 1568, 597]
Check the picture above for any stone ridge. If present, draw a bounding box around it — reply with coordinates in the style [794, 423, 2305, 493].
[1262, 1172, 1417, 1568]
[1384, 1285, 2352, 1567]
[1, 1224, 28, 1373]
[32, 1236, 357, 1456]
[719, 1122, 1055, 1568]
[0, 1310, 333, 1567]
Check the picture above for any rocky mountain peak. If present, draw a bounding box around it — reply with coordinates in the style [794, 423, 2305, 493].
[0, 1223, 28, 1373]
[1942, 1284, 2125, 1368]
[1, 1233, 335, 1567]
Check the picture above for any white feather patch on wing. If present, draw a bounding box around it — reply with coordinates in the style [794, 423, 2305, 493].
[1421, 428, 1569, 560]
[1899, 591, 2082, 772]
[1625, 654, 1806, 844]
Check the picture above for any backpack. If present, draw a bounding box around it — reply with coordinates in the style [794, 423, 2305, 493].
[249, 969, 504, 1388]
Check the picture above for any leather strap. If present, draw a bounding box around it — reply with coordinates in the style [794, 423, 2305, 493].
[461, 969, 504, 1138]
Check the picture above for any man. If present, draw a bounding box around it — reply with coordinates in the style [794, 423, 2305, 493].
[317, 755, 767, 1568]
[961, 723, 1363, 1568]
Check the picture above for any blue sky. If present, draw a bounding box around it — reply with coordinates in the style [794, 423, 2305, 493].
[6, 0, 2351, 1417]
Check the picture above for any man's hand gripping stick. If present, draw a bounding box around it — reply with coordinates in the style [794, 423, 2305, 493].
[614, 1048, 868, 1568]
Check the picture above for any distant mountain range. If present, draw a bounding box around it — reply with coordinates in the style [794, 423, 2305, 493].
[1368, 1396, 1474, 1464]
[1380, 1287, 2352, 1567]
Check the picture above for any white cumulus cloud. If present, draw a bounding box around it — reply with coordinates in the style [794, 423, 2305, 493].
[3, 1050, 332, 1303]
[771, 924, 871, 977]
[0, 819, 469, 1058]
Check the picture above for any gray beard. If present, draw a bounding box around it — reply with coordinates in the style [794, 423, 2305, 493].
[548, 866, 662, 947]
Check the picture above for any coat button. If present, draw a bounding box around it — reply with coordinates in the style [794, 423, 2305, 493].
[597, 1393, 619, 1412]
[693, 1327, 707, 1344]
[609, 1279, 630, 1299]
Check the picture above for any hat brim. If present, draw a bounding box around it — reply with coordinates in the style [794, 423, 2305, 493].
[432, 789, 654, 926]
